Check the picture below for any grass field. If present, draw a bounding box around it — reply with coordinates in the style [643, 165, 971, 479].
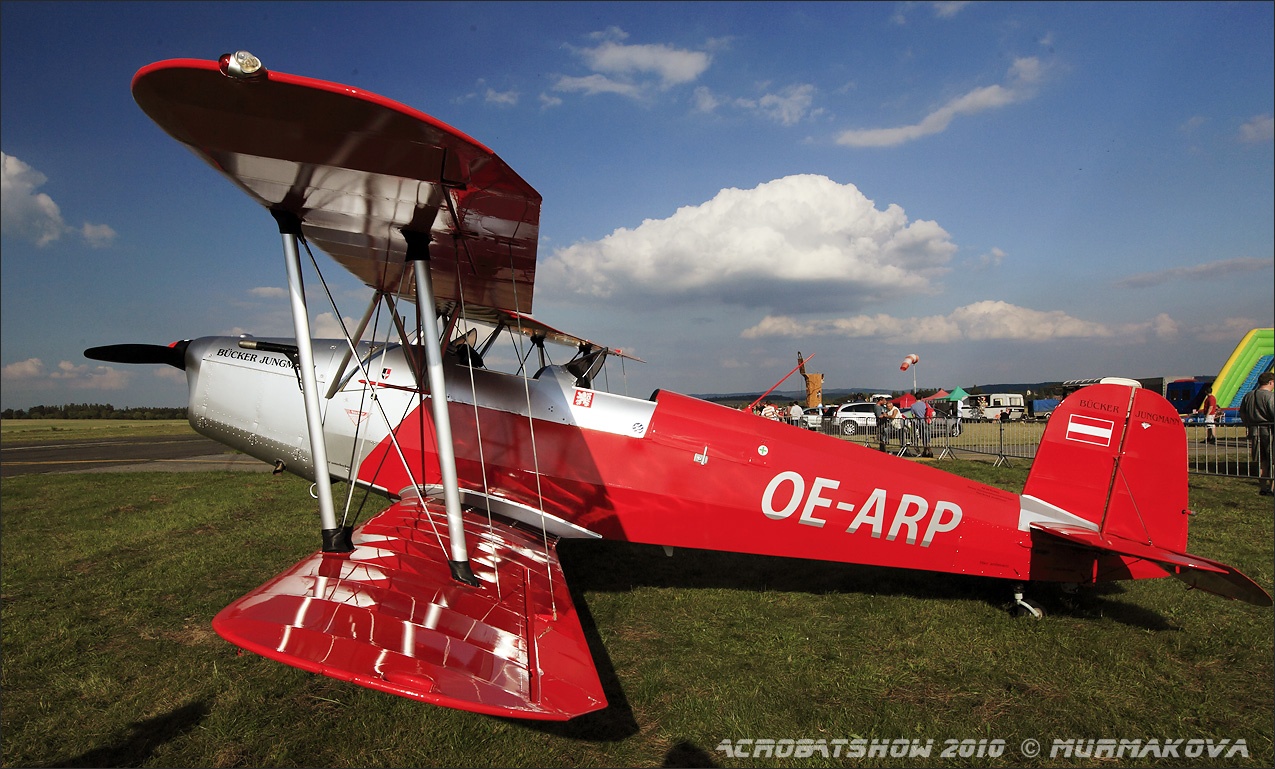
[2, 461, 1271, 767]
[0, 419, 195, 444]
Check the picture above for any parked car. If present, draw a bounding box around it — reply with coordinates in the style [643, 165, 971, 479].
[801, 405, 835, 430]
[978, 393, 1026, 421]
[831, 401, 879, 436]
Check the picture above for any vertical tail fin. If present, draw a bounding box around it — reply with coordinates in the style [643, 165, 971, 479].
[1024, 381, 1189, 551]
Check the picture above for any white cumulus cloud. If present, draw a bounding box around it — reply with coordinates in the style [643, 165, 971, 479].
[313, 312, 360, 338]
[742, 300, 1177, 344]
[47, 360, 132, 389]
[554, 74, 644, 98]
[1239, 113, 1274, 143]
[81, 222, 116, 248]
[555, 28, 712, 100]
[837, 57, 1044, 148]
[735, 84, 821, 126]
[542, 174, 956, 313]
[893, 1, 972, 24]
[2, 152, 116, 248]
[1, 152, 66, 246]
[2, 358, 46, 379]
[484, 88, 519, 107]
[249, 286, 288, 299]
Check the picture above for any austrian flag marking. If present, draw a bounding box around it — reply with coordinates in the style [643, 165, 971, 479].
[1066, 414, 1115, 446]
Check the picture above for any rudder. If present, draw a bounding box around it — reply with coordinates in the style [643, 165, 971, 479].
[1023, 381, 1189, 551]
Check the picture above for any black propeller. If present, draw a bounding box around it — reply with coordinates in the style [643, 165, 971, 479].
[84, 341, 190, 370]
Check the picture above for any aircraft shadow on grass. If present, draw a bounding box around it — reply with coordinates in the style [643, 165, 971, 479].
[509, 538, 1175, 742]
[557, 539, 1179, 631]
[52, 700, 210, 768]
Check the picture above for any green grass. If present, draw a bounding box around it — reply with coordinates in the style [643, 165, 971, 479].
[2, 462, 1271, 767]
[1, 419, 195, 444]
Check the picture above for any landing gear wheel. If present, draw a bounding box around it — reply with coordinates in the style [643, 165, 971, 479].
[1011, 601, 1044, 619]
[1010, 585, 1044, 619]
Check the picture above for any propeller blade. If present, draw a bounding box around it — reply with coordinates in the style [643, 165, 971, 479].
[84, 341, 189, 370]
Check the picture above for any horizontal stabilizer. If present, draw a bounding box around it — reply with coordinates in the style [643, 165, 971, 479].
[213, 497, 607, 720]
[1031, 523, 1272, 607]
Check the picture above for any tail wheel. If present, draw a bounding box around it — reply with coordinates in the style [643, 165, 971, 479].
[1010, 585, 1044, 619]
[1011, 601, 1044, 619]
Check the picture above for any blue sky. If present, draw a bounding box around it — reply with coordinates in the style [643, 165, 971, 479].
[2, 1, 1272, 409]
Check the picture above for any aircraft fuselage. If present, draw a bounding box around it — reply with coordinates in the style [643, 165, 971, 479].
[182, 335, 1133, 588]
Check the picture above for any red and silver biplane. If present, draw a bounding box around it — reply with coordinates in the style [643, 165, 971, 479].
[86, 52, 1271, 722]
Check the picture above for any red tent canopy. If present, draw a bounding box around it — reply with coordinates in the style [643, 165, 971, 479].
[895, 393, 918, 408]
[923, 389, 950, 401]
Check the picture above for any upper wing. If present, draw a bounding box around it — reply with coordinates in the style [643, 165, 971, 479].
[212, 494, 607, 720]
[132, 57, 540, 315]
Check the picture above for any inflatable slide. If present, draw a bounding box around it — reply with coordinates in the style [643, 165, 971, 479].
[1214, 328, 1274, 408]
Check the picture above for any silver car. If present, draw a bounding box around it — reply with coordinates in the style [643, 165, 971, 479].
[831, 401, 879, 436]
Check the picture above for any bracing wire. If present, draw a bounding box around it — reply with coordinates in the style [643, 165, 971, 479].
[502, 219, 558, 619]
[452, 246, 503, 598]
[298, 234, 448, 555]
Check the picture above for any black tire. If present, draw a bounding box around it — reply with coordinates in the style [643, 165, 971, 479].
[840, 420, 858, 436]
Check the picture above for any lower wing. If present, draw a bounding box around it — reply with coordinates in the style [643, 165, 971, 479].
[212, 495, 607, 720]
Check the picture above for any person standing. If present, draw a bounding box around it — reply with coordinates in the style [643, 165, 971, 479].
[1197, 385, 1221, 444]
[873, 396, 888, 452]
[883, 399, 902, 450]
[1238, 372, 1274, 497]
[910, 398, 935, 458]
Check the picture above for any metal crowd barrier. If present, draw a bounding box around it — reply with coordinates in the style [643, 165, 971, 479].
[800, 412, 1273, 481]
[1184, 420, 1273, 480]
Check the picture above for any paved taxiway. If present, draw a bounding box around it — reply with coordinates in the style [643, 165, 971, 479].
[1, 435, 272, 477]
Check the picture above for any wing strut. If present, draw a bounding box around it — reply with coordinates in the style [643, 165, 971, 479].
[403, 229, 479, 586]
[271, 209, 351, 553]
[323, 292, 382, 400]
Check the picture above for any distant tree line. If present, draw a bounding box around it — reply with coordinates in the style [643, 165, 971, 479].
[1, 403, 186, 420]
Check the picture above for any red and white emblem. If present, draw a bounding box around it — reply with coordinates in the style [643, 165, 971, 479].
[573, 389, 594, 408]
[1065, 414, 1114, 446]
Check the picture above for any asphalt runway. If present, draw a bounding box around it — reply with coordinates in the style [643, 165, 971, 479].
[1, 434, 272, 477]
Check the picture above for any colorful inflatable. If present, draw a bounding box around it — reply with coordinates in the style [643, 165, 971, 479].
[1214, 328, 1274, 408]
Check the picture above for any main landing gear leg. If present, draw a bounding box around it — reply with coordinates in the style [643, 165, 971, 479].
[1011, 584, 1044, 619]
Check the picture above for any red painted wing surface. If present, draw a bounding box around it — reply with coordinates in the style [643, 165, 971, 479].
[213, 494, 606, 720]
[132, 58, 540, 315]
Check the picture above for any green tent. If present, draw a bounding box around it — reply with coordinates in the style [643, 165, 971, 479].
[945, 386, 969, 401]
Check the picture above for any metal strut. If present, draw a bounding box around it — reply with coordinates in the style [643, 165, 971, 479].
[270, 209, 350, 553]
[402, 229, 479, 586]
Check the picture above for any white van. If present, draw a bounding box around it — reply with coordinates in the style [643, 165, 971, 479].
[978, 393, 1026, 421]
